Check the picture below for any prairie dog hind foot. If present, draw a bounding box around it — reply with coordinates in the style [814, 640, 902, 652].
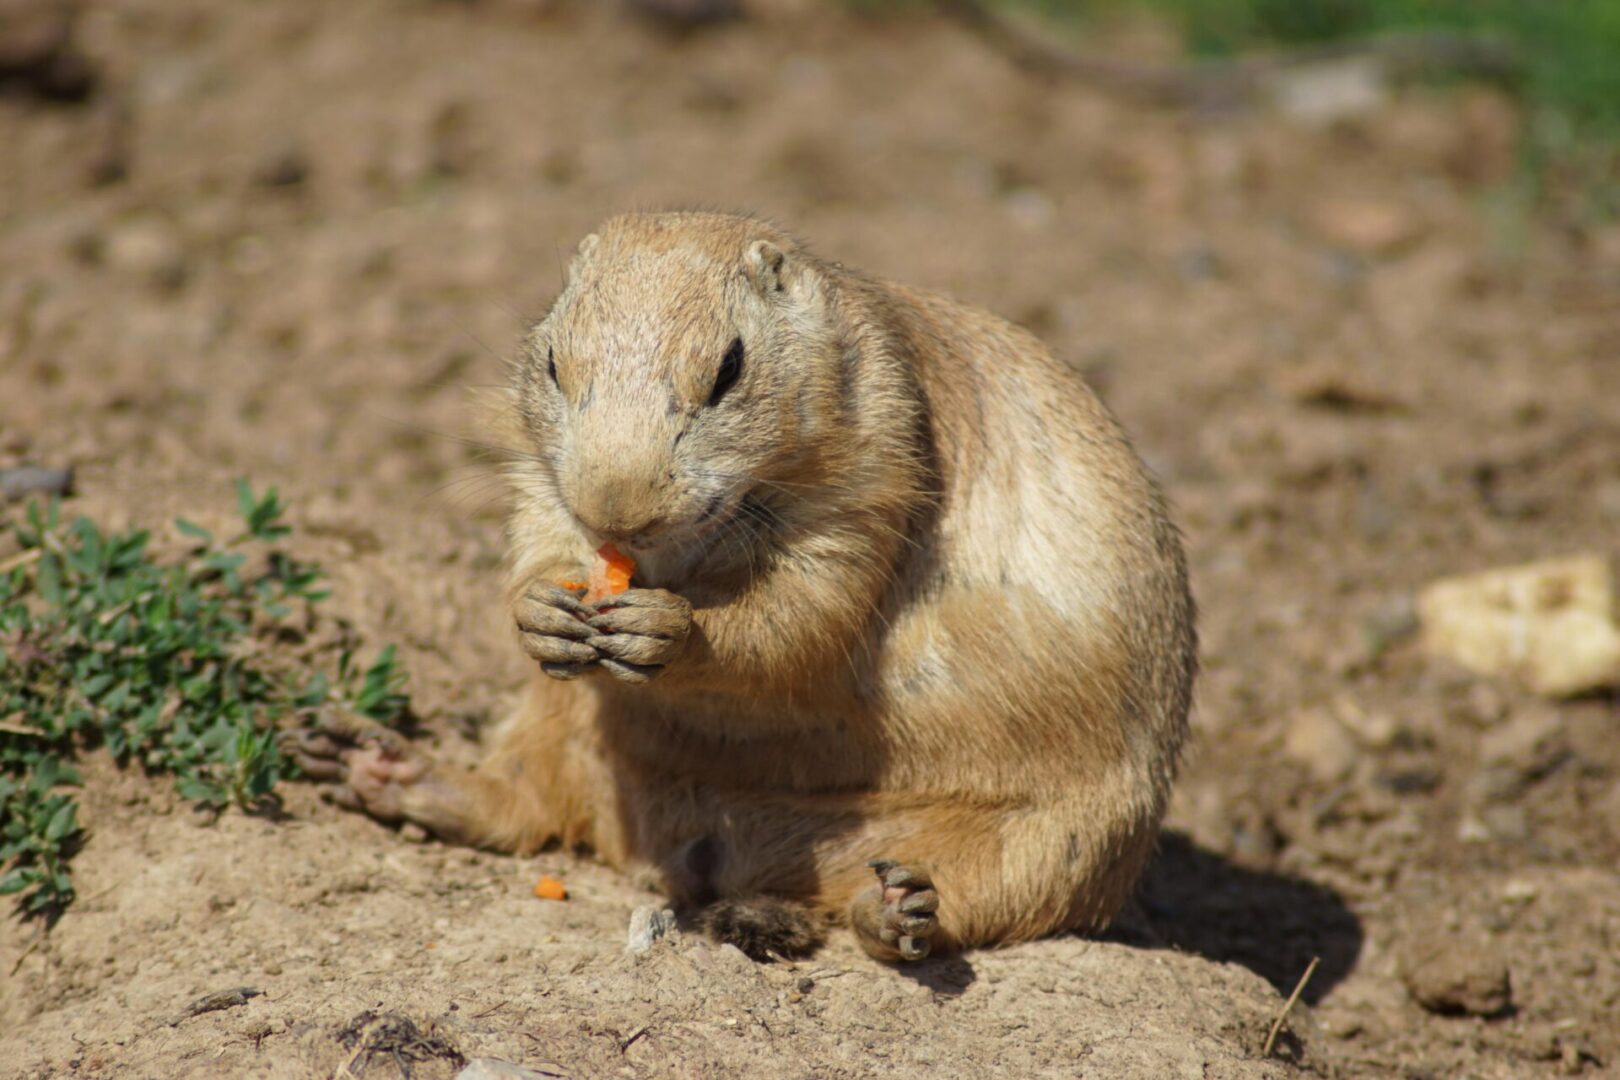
[851, 860, 941, 962]
[281, 712, 476, 843]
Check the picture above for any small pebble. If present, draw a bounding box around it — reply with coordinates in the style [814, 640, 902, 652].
[625, 906, 678, 954]
[1499, 880, 1539, 905]
[1400, 939, 1512, 1017]
[105, 217, 187, 291]
[1481, 804, 1531, 844]
[253, 145, 309, 188]
[1283, 707, 1360, 783]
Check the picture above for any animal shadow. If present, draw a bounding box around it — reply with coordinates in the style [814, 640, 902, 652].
[1108, 830, 1364, 1004]
[893, 954, 976, 996]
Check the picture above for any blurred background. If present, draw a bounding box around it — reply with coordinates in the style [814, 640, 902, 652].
[3, 0, 1618, 1075]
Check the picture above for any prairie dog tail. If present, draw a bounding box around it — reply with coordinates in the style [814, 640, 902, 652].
[694, 897, 827, 960]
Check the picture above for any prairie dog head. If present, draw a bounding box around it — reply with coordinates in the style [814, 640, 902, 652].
[514, 213, 847, 559]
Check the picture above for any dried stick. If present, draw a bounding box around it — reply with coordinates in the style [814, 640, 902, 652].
[1262, 955, 1320, 1057]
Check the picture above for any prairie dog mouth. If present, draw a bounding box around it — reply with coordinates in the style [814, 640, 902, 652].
[596, 491, 740, 560]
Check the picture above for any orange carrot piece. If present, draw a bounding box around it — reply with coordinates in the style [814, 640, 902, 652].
[533, 875, 568, 901]
[583, 543, 636, 606]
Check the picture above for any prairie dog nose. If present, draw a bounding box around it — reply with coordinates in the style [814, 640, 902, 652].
[590, 513, 665, 544]
[572, 480, 666, 543]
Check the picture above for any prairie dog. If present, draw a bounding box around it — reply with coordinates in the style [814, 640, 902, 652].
[295, 210, 1196, 962]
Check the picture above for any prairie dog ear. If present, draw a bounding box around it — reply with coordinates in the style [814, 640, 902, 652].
[566, 233, 600, 286]
[742, 239, 789, 295]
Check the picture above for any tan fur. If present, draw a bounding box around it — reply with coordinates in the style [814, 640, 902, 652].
[405, 211, 1193, 955]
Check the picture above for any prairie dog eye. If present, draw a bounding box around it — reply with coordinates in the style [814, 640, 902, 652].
[546, 347, 558, 387]
[710, 337, 743, 406]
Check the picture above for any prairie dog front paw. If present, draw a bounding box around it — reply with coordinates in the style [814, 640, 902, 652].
[584, 588, 692, 684]
[515, 583, 600, 680]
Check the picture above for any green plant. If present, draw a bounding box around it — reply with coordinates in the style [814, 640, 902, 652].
[0, 483, 408, 916]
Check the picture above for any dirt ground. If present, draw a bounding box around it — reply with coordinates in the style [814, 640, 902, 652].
[3, 1, 1619, 1076]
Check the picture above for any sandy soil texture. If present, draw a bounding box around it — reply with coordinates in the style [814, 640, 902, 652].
[2, 1, 1618, 1077]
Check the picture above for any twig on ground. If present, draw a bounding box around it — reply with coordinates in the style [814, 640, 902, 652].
[332, 1042, 367, 1080]
[0, 549, 42, 575]
[9, 930, 45, 977]
[77, 877, 128, 906]
[1262, 956, 1320, 1057]
[167, 986, 263, 1027]
[800, 967, 855, 981]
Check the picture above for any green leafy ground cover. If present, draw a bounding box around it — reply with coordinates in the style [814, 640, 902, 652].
[0, 484, 407, 917]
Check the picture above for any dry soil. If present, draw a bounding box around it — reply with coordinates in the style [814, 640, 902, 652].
[2, 1, 1619, 1077]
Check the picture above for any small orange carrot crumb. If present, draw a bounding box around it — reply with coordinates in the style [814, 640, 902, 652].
[533, 875, 568, 901]
[556, 579, 588, 593]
